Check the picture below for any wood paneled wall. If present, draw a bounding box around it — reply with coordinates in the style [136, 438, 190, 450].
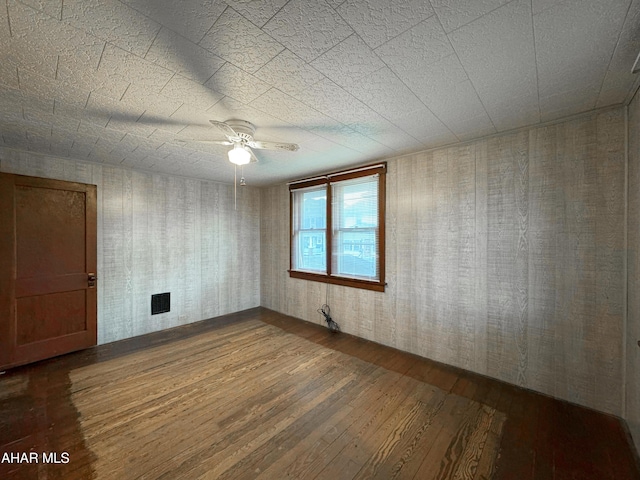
[0, 148, 260, 345]
[627, 89, 640, 456]
[261, 108, 627, 416]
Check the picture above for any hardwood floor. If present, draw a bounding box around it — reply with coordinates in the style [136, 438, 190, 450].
[1, 308, 638, 479]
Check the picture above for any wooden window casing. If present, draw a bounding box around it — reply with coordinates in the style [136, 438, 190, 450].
[289, 163, 386, 292]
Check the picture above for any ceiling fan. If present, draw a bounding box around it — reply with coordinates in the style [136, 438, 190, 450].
[191, 119, 299, 208]
[204, 119, 300, 166]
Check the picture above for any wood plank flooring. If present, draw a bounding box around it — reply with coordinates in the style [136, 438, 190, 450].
[1, 307, 638, 479]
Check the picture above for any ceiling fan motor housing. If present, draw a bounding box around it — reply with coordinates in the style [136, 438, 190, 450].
[226, 120, 256, 143]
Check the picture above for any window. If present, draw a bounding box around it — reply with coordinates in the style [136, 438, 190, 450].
[289, 163, 386, 292]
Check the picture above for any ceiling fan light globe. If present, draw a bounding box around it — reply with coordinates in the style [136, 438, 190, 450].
[228, 144, 251, 165]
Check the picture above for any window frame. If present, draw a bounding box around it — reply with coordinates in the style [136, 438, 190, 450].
[288, 162, 386, 292]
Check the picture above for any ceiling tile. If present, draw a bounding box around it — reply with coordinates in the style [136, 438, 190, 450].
[250, 88, 334, 129]
[390, 105, 457, 146]
[534, 0, 631, 100]
[420, 80, 495, 138]
[0, 36, 55, 80]
[1, 127, 28, 148]
[50, 101, 97, 130]
[124, 133, 166, 154]
[205, 62, 271, 104]
[49, 139, 74, 157]
[120, 83, 183, 118]
[22, 105, 57, 130]
[155, 142, 195, 160]
[134, 111, 183, 135]
[356, 120, 424, 151]
[199, 8, 284, 73]
[26, 130, 52, 152]
[69, 139, 96, 158]
[337, 0, 435, 49]
[431, 0, 512, 33]
[147, 128, 184, 145]
[311, 34, 385, 87]
[98, 44, 174, 93]
[264, 126, 337, 153]
[6, 0, 101, 79]
[306, 122, 390, 154]
[224, 0, 289, 28]
[57, 67, 130, 102]
[0, 62, 19, 89]
[375, 16, 454, 82]
[531, 0, 561, 16]
[539, 83, 601, 122]
[399, 53, 467, 98]
[145, 27, 225, 84]
[110, 134, 142, 153]
[77, 121, 126, 144]
[19, 69, 91, 109]
[325, 0, 346, 8]
[86, 91, 144, 125]
[448, 0, 538, 115]
[256, 49, 325, 97]
[596, 0, 640, 106]
[160, 74, 224, 109]
[18, 0, 62, 20]
[342, 67, 425, 122]
[168, 103, 214, 131]
[263, 0, 353, 62]
[0, 0, 10, 41]
[453, 121, 498, 142]
[1, 90, 50, 127]
[62, 0, 160, 57]
[485, 94, 541, 131]
[292, 77, 379, 129]
[120, 0, 226, 44]
[203, 97, 296, 138]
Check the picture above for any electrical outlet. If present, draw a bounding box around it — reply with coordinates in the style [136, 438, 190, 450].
[179, 315, 188, 323]
[362, 320, 373, 331]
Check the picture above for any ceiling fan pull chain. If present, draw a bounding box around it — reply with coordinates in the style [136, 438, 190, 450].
[234, 164, 237, 211]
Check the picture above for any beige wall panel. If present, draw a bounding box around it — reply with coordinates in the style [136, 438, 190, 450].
[431, 148, 450, 363]
[553, 117, 597, 406]
[0, 148, 261, 345]
[527, 125, 559, 395]
[261, 109, 626, 416]
[395, 153, 418, 353]
[474, 140, 489, 376]
[383, 159, 400, 347]
[453, 144, 478, 372]
[627, 90, 640, 457]
[594, 109, 626, 414]
[131, 171, 154, 338]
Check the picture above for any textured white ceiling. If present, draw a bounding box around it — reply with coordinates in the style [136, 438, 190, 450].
[0, 0, 639, 185]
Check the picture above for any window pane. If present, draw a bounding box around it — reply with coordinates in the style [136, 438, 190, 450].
[292, 186, 327, 273]
[334, 230, 376, 278]
[331, 175, 379, 281]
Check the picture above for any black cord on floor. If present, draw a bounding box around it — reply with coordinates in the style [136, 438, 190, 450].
[318, 304, 340, 333]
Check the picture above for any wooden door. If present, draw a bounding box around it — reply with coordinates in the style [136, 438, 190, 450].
[0, 173, 97, 370]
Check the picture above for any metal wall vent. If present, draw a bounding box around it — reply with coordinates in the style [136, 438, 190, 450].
[151, 292, 170, 315]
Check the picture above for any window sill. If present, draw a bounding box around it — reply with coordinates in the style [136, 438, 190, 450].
[288, 270, 385, 292]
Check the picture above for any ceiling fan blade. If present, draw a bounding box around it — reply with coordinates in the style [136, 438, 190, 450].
[209, 120, 240, 141]
[248, 146, 259, 163]
[173, 139, 233, 146]
[198, 140, 234, 146]
[247, 140, 299, 152]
